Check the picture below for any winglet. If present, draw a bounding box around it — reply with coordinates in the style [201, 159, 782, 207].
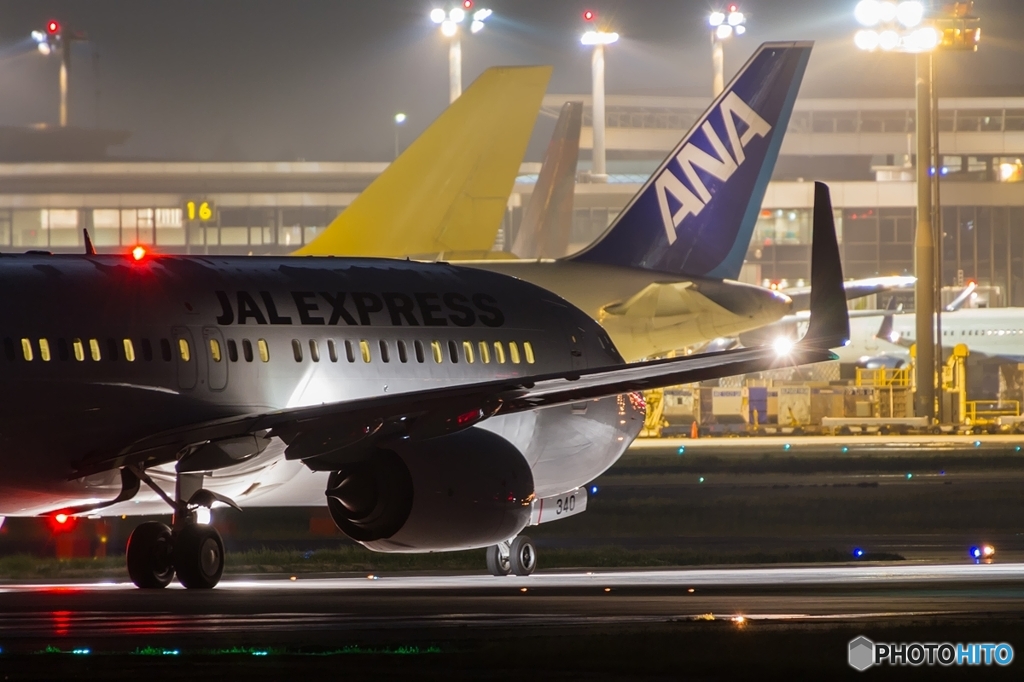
[83, 228, 97, 256]
[802, 182, 850, 349]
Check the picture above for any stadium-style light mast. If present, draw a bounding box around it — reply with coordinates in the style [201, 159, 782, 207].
[853, 0, 981, 423]
[393, 112, 407, 159]
[708, 4, 746, 97]
[581, 10, 618, 183]
[31, 20, 87, 127]
[430, 1, 493, 103]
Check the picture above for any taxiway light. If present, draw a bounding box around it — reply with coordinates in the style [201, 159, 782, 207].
[430, 8, 446, 23]
[983, 544, 995, 558]
[970, 546, 982, 559]
[132, 245, 147, 261]
[47, 20, 60, 35]
[590, 485, 598, 494]
[854, 548, 865, 558]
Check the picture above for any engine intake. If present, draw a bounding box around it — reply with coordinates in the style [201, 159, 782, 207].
[325, 427, 534, 552]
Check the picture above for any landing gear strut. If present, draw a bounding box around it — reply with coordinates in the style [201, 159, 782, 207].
[487, 535, 537, 576]
[124, 467, 237, 590]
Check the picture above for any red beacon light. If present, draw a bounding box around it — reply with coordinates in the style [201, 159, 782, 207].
[583, 10, 596, 21]
[131, 245, 147, 261]
[727, 3, 739, 12]
[463, 0, 473, 8]
[47, 20, 60, 35]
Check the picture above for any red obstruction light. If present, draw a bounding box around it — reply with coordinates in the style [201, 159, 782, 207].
[47, 20, 60, 35]
[48, 512, 77, 533]
[131, 245, 147, 261]
[728, 3, 739, 12]
[463, 0, 473, 8]
[583, 10, 596, 21]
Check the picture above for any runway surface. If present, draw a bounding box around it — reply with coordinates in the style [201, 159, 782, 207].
[1, 562, 1022, 648]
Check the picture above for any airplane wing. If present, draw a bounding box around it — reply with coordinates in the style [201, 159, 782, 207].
[73, 181, 847, 479]
[783, 275, 916, 312]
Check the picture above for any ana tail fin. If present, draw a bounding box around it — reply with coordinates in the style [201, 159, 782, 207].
[512, 101, 583, 259]
[570, 42, 812, 279]
[296, 66, 552, 257]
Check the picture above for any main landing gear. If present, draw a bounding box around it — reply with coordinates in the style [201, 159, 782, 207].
[124, 468, 237, 590]
[486, 535, 537, 576]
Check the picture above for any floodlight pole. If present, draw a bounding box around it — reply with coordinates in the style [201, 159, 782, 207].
[712, 35, 725, 97]
[591, 42, 608, 182]
[449, 38, 462, 103]
[59, 48, 70, 127]
[914, 51, 936, 422]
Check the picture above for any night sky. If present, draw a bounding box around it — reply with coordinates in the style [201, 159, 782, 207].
[0, 1, 1020, 161]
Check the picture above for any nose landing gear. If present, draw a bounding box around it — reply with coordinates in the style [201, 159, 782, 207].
[486, 535, 537, 576]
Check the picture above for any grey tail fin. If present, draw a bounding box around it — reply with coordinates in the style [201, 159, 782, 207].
[512, 101, 582, 259]
[802, 182, 850, 350]
[83, 229, 97, 256]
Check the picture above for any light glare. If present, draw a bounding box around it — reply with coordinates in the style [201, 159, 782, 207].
[441, 19, 458, 37]
[878, 29, 900, 50]
[195, 507, 212, 525]
[473, 8, 492, 21]
[854, 0, 881, 26]
[716, 24, 733, 40]
[772, 337, 795, 356]
[449, 7, 465, 23]
[735, 25, 746, 35]
[896, 1, 924, 28]
[854, 29, 880, 50]
[906, 26, 939, 52]
[727, 11, 745, 26]
[470, 20, 484, 33]
[581, 30, 619, 46]
[878, 1, 898, 22]
[429, 8, 446, 23]
[709, 11, 725, 27]
[37, 42, 51, 55]
[394, 112, 407, 124]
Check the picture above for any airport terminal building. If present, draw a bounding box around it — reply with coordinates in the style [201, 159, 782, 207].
[3, 94, 1023, 305]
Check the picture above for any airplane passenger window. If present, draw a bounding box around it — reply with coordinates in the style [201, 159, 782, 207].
[21, 338, 33, 362]
[160, 339, 172, 361]
[327, 339, 338, 363]
[463, 341, 474, 364]
[90, 339, 102, 361]
[414, 340, 425, 363]
[209, 339, 222, 363]
[494, 341, 506, 364]
[258, 338, 270, 362]
[291, 339, 303, 362]
[57, 338, 69, 361]
[478, 341, 490, 364]
[141, 338, 153, 361]
[72, 338, 84, 362]
[524, 341, 535, 364]
[379, 340, 390, 363]
[123, 339, 136, 362]
[345, 340, 355, 363]
[309, 339, 320, 362]
[509, 341, 521, 364]
[448, 340, 458, 363]
[242, 339, 254, 362]
[107, 339, 119, 361]
[38, 339, 51, 362]
[178, 338, 191, 362]
[397, 339, 408, 363]
[226, 339, 238, 362]
[431, 340, 443, 364]
[360, 340, 371, 363]
[3, 338, 14, 362]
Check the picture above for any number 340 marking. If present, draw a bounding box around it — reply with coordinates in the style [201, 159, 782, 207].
[555, 495, 576, 515]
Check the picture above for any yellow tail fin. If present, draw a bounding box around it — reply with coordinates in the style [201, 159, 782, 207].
[296, 66, 552, 257]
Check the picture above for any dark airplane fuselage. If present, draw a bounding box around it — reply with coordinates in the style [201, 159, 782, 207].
[0, 254, 643, 516]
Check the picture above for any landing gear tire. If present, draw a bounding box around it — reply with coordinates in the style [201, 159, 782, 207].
[173, 524, 225, 589]
[486, 542, 511, 576]
[509, 535, 537, 576]
[126, 521, 175, 589]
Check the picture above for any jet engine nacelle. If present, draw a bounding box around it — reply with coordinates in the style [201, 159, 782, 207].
[325, 427, 534, 553]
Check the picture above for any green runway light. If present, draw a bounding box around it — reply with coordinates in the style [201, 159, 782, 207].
[698, 476, 705, 483]
[841, 446, 849, 453]
[1017, 446, 1022, 452]
[71, 648, 90, 655]
[906, 472, 913, 479]
[677, 446, 685, 455]
[783, 443, 791, 450]
[974, 440, 982, 447]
